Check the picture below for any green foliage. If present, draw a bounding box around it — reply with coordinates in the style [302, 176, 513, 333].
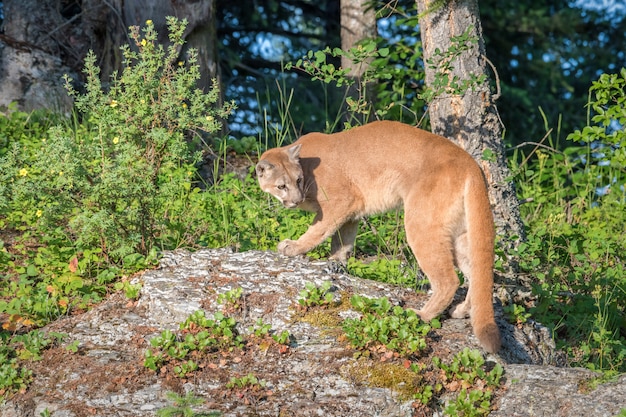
[226, 373, 266, 390]
[297, 281, 335, 309]
[249, 318, 272, 338]
[347, 257, 419, 289]
[412, 379, 436, 406]
[0, 104, 60, 161]
[503, 303, 531, 325]
[157, 391, 221, 417]
[512, 69, 626, 373]
[434, 348, 503, 388]
[568, 68, 626, 190]
[444, 388, 493, 417]
[343, 295, 437, 357]
[248, 318, 290, 345]
[224, 372, 271, 405]
[217, 287, 243, 311]
[0, 331, 68, 400]
[0, 18, 241, 333]
[287, 14, 427, 129]
[114, 280, 142, 300]
[1, 17, 234, 264]
[144, 310, 243, 376]
[286, 43, 377, 129]
[195, 172, 314, 253]
[271, 330, 291, 345]
[420, 27, 487, 104]
[0, 343, 32, 400]
[434, 348, 503, 417]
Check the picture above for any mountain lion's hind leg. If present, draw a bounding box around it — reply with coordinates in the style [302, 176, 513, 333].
[405, 215, 459, 322]
[330, 219, 359, 264]
[450, 232, 471, 319]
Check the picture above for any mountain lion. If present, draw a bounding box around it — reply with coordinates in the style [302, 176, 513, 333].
[256, 120, 501, 353]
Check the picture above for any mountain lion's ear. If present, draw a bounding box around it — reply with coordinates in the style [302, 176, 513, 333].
[256, 160, 274, 177]
[288, 144, 302, 161]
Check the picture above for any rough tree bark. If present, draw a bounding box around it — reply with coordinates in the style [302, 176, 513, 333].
[340, 0, 377, 124]
[0, 0, 76, 112]
[0, 0, 220, 113]
[415, 0, 525, 275]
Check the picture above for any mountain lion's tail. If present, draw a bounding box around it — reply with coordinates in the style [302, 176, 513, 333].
[465, 172, 501, 354]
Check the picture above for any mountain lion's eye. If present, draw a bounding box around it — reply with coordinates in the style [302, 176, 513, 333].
[277, 184, 286, 190]
[297, 177, 303, 185]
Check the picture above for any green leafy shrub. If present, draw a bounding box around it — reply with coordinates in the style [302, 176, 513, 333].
[297, 281, 335, 309]
[0, 331, 69, 400]
[225, 373, 270, 404]
[443, 388, 493, 417]
[512, 69, 626, 373]
[144, 310, 243, 376]
[347, 257, 421, 289]
[343, 295, 436, 357]
[434, 348, 503, 417]
[157, 390, 221, 417]
[226, 373, 266, 390]
[0, 17, 239, 334]
[434, 348, 503, 388]
[2, 17, 234, 265]
[249, 318, 272, 338]
[0, 343, 32, 400]
[217, 287, 243, 311]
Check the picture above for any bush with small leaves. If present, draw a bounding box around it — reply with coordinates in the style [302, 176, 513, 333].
[297, 281, 335, 309]
[343, 295, 436, 358]
[144, 310, 243, 376]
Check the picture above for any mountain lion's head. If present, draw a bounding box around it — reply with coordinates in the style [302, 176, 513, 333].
[256, 144, 305, 208]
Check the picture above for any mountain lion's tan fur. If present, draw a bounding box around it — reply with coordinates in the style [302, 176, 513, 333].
[256, 120, 501, 353]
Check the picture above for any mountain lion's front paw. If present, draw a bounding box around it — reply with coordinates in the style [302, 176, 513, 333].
[277, 239, 301, 256]
[410, 308, 436, 323]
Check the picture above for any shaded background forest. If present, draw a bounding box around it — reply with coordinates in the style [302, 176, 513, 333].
[217, 0, 626, 146]
[1, 0, 625, 147]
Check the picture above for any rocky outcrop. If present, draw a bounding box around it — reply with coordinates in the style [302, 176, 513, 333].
[1, 249, 624, 416]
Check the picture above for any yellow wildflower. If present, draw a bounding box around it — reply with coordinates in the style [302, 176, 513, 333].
[110, 100, 118, 108]
[58, 171, 64, 176]
[113, 136, 120, 144]
[146, 20, 153, 26]
[141, 39, 147, 47]
[19, 168, 28, 177]
[182, 103, 187, 109]
[36, 210, 43, 217]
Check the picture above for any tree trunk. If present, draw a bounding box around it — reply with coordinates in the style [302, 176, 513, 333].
[0, 0, 76, 112]
[340, 0, 377, 125]
[415, 0, 525, 274]
[0, 0, 220, 113]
